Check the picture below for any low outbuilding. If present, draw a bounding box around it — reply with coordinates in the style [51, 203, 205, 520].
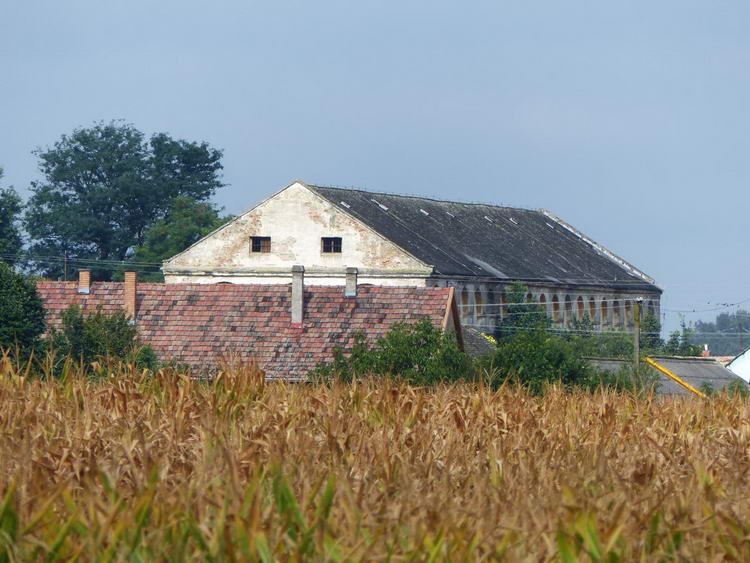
[36, 268, 462, 379]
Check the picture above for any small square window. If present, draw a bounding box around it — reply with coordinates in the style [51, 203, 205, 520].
[321, 237, 342, 253]
[251, 236, 271, 253]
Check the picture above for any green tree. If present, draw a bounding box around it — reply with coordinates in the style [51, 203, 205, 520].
[497, 282, 550, 339]
[317, 318, 473, 385]
[25, 121, 224, 280]
[51, 305, 156, 370]
[0, 168, 24, 267]
[491, 330, 598, 394]
[566, 331, 633, 359]
[640, 311, 663, 352]
[691, 310, 750, 356]
[664, 320, 700, 356]
[0, 262, 46, 352]
[121, 197, 231, 281]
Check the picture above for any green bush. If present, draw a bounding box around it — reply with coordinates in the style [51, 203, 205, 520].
[0, 262, 46, 353]
[317, 318, 474, 385]
[489, 330, 597, 394]
[51, 305, 157, 371]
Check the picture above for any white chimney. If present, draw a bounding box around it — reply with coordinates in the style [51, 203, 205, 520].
[77, 269, 91, 294]
[291, 265, 304, 326]
[345, 267, 358, 297]
[124, 271, 138, 319]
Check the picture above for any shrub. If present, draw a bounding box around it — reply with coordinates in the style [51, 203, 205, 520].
[725, 379, 750, 398]
[564, 330, 633, 359]
[0, 262, 46, 353]
[489, 330, 596, 393]
[51, 305, 157, 370]
[317, 318, 474, 385]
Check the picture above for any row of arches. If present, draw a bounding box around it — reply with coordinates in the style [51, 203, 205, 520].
[455, 285, 658, 332]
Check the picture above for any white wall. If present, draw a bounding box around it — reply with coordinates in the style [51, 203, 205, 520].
[728, 351, 750, 382]
[164, 182, 433, 284]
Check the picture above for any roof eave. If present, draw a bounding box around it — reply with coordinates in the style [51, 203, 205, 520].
[540, 209, 660, 289]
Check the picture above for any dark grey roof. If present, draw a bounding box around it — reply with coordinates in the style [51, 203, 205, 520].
[310, 186, 659, 291]
[649, 356, 745, 395]
[461, 328, 496, 358]
[589, 357, 746, 396]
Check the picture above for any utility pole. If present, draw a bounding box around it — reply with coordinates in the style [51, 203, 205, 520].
[634, 299, 642, 384]
[63, 252, 68, 282]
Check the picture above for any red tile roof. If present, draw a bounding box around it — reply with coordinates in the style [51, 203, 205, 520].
[36, 282, 458, 379]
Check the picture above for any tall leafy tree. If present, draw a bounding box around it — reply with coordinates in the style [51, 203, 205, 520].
[0, 261, 46, 352]
[121, 197, 232, 282]
[639, 311, 663, 352]
[24, 121, 224, 280]
[497, 282, 550, 339]
[691, 310, 750, 356]
[664, 320, 700, 356]
[0, 168, 24, 267]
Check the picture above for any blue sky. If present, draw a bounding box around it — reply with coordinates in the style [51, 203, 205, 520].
[2, 1, 749, 333]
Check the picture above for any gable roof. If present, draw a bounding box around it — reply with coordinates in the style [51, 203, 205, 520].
[36, 281, 458, 380]
[309, 185, 659, 291]
[589, 356, 745, 396]
[727, 346, 750, 382]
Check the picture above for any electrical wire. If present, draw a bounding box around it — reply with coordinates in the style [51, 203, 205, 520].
[5, 251, 750, 319]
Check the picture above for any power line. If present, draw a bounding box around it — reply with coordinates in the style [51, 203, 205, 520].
[0, 251, 164, 267]
[462, 323, 750, 338]
[5, 251, 749, 319]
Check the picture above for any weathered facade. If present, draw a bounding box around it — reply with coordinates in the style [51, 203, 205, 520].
[165, 182, 432, 286]
[163, 181, 662, 333]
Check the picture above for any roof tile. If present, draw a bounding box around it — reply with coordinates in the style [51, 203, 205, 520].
[37, 282, 453, 379]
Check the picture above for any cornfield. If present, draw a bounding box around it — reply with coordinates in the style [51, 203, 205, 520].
[1, 357, 750, 560]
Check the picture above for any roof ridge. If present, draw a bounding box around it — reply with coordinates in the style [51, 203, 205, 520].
[309, 184, 537, 212]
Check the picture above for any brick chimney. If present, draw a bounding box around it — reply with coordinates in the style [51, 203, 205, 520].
[345, 267, 358, 297]
[291, 265, 304, 327]
[702, 344, 710, 358]
[77, 269, 91, 294]
[124, 271, 137, 320]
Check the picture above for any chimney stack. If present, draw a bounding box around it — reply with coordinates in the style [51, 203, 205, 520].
[291, 265, 304, 326]
[124, 271, 138, 320]
[77, 269, 91, 294]
[345, 267, 358, 297]
[702, 344, 710, 358]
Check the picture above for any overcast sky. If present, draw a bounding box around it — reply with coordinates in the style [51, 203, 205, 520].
[2, 1, 749, 333]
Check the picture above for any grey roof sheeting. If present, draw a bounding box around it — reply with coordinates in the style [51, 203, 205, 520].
[310, 186, 659, 291]
[461, 328, 496, 358]
[589, 357, 746, 396]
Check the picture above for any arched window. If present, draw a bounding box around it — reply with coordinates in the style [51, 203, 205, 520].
[564, 295, 573, 327]
[539, 293, 547, 313]
[552, 295, 560, 325]
[588, 297, 596, 322]
[601, 300, 609, 329]
[500, 292, 507, 320]
[486, 288, 497, 317]
[625, 301, 632, 328]
[612, 300, 621, 328]
[475, 289, 484, 317]
[526, 292, 533, 303]
[461, 288, 472, 324]
[576, 296, 585, 321]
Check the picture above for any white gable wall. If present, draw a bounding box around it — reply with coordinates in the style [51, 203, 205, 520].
[164, 182, 433, 286]
[728, 350, 750, 383]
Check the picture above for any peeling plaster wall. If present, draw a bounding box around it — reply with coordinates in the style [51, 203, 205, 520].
[164, 183, 432, 284]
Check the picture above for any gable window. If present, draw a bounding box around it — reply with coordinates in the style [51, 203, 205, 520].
[251, 236, 271, 253]
[321, 237, 342, 253]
